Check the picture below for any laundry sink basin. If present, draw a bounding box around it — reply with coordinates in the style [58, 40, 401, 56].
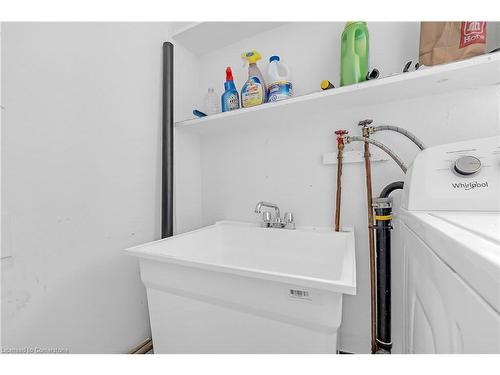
[125, 221, 356, 353]
[127, 221, 356, 294]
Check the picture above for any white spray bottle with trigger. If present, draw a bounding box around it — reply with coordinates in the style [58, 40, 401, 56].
[240, 50, 267, 108]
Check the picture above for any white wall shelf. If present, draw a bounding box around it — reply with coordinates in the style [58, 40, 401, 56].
[172, 22, 287, 56]
[175, 52, 500, 134]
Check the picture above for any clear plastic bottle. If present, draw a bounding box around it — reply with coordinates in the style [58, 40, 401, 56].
[204, 87, 220, 115]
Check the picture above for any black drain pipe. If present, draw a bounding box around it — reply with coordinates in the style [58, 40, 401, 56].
[374, 181, 404, 353]
[379, 181, 404, 199]
[131, 41, 173, 355]
[162, 42, 174, 239]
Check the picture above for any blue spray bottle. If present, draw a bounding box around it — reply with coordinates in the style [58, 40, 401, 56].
[221, 67, 240, 112]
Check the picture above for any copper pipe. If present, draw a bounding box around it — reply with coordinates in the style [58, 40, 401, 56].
[363, 140, 377, 354]
[334, 130, 348, 232]
[136, 340, 153, 354]
[128, 338, 153, 354]
[334, 144, 344, 232]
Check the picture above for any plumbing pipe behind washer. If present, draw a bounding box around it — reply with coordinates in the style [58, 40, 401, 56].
[374, 181, 404, 354]
[362, 138, 378, 354]
[346, 136, 408, 173]
[380, 181, 405, 197]
[345, 129, 407, 353]
[371, 125, 426, 150]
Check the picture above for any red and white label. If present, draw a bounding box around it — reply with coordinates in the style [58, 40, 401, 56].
[460, 22, 486, 48]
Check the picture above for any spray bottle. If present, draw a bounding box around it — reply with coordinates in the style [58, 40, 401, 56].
[221, 67, 240, 112]
[241, 50, 267, 108]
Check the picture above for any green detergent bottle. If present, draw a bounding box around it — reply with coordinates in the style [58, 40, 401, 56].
[340, 22, 369, 86]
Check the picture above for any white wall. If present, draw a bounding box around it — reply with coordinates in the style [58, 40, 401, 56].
[172, 42, 203, 234]
[0, 23, 3, 347]
[486, 22, 500, 52]
[0, 22, 183, 353]
[174, 22, 500, 353]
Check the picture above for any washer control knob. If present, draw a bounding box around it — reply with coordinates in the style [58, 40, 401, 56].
[454, 155, 481, 176]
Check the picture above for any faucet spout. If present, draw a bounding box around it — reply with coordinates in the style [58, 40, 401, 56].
[254, 201, 294, 229]
[254, 201, 280, 219]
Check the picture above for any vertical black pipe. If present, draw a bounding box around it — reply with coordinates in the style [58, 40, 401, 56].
[162, 42, 174, 239]
[373, 181, 403, 353]
[374, 202, 393, 353]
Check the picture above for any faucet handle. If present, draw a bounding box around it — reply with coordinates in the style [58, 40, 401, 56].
[262, 211, 272, 223]
[283, 212, 295, 229]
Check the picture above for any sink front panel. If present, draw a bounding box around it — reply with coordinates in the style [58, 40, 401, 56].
[141, 258, 342, 353]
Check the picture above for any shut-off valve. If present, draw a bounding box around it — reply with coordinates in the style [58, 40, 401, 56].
[335, 129, 349, 150]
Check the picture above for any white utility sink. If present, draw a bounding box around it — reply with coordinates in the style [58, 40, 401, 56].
[126, 221, 356, 353]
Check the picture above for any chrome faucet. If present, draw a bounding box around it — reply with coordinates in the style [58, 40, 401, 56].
[255, 201, 280, 218]
[254, 201, 295, 229]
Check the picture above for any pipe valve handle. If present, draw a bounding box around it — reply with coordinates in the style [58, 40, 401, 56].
[334, 129, 349, 147]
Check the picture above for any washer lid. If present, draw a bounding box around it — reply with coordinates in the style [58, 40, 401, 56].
[429, 211, 500, 245]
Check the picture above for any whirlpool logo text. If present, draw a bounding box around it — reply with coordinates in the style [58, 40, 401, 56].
[451, 181, 489, 190]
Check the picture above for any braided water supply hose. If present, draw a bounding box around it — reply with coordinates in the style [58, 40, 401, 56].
[345, 136, 408, 173]
[371, 125, 426, 151]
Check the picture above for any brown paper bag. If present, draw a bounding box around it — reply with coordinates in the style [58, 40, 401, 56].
[419, 22, 487, 66]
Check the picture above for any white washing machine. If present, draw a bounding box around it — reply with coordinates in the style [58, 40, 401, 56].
[398, 135, 500, 353]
